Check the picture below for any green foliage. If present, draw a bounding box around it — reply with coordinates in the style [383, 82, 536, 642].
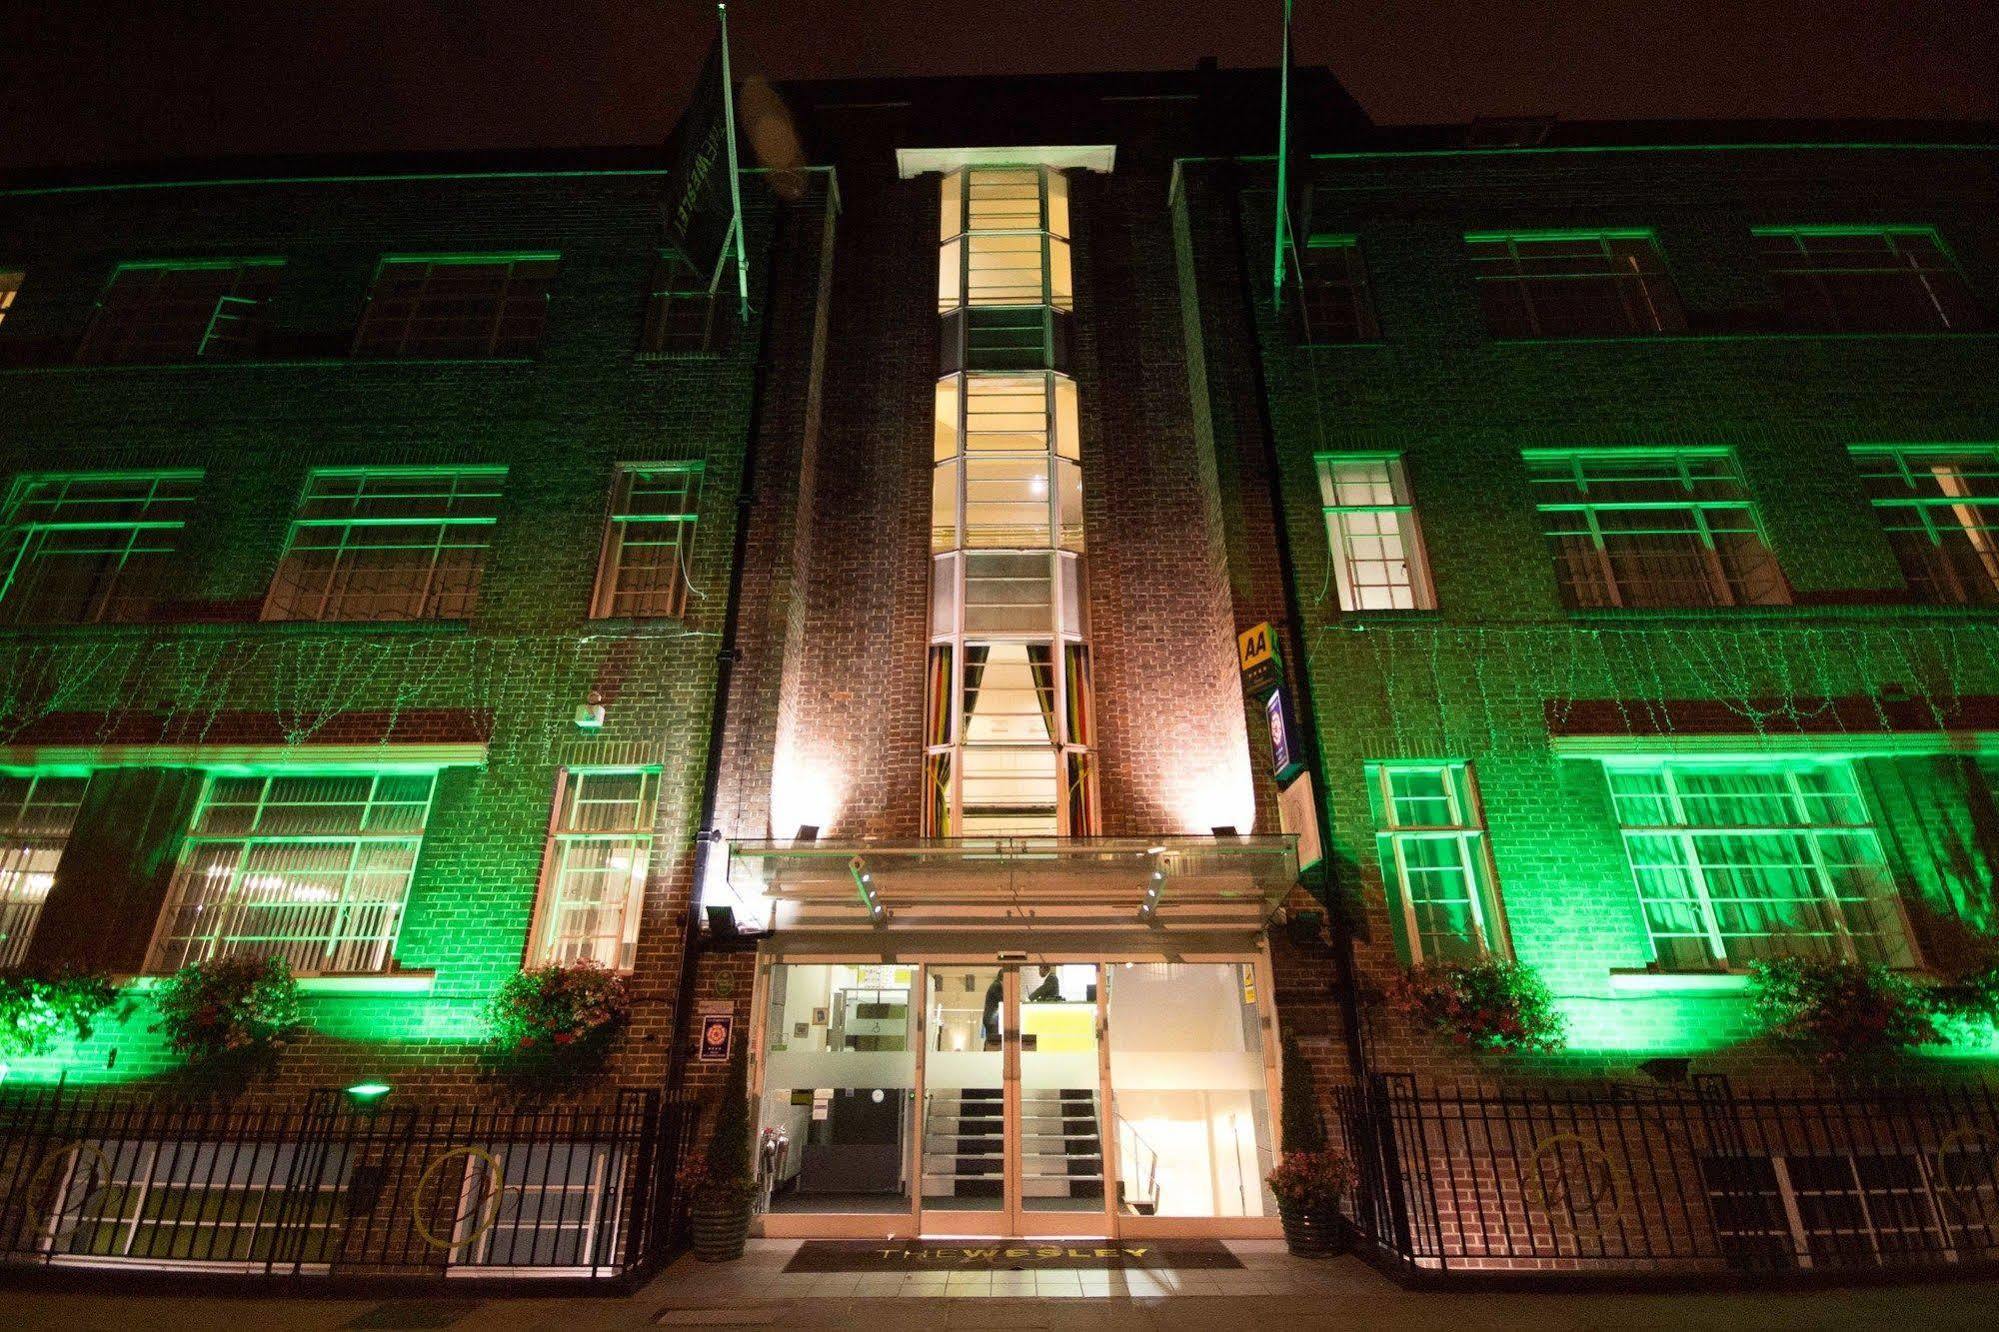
[697, 1039, 754, 1204]
[0, 971, 122, 1062]
[1385, 958, 1568, 1055]
[1279, 1035, 1327, 1154]
[150, 955, 305, 1071]
[1750, 957, 1940, 1079]
[486, 961, 630, 1071]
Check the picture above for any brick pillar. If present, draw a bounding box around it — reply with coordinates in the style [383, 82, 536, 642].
[26, 767, 205, 974]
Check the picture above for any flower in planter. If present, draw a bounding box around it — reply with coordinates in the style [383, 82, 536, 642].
[1266, 1148, 1357, 1213]
[487, 961, 631, 1075]
[1384, 957, 1567, 1055]
[0, 971, 124, 1062]
[1749, 956, 1940, 1078]
[150, 955, 305, 1072]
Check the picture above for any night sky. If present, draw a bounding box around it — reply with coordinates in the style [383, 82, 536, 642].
[5, 0, 1995, 173]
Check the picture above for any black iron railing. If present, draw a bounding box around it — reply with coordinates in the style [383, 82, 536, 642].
[0, 1085, 695, 1286]
[1336, 1073, 1999, 1277]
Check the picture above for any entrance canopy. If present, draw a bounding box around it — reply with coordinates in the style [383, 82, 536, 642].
[723, 835, 1298, 934]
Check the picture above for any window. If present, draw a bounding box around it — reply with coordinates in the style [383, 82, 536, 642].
[0, 471, 201, 624]
[76, 260, 281, 363]
[592, 464, 701, 618]
[1704, 1151, 1994, 1270]
[531, 769, 658, 970]
[1526, 449, 1788, 608]
[1851, 445, 1999, 605]
[36, 1140, 350, 1267]
[352, 254, 557, 358]
[1297, 237, 1379, 343]
[450, 1142, 630, 1270]
[1468, 231, 1686, 337]
[1369, 762, 1506, 963]
[147, 771, 438, 975]
[1316, 454, 1436, 611]
[0, 270, 20, 327]
[0, 772, 88, 969]
[1755, 228, 1978, 333]
[1605, 759, 1912, 971]
[938, 168, 1072, 314]
[639, 251, 724, 355]
[264, 467, 505, 622]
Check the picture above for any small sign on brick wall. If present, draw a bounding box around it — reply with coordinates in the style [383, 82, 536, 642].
[698, 1014, 735, 1062]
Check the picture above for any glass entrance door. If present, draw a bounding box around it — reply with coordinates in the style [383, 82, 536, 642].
[919, 963, 1109, 1236]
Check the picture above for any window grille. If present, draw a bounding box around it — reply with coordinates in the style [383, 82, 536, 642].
[1755, 227, 1978, 333]
[592, 465, 700, 618]
[0, 771, 88, 969]
[531, 769, 658, 970]
[1469, 232, 1685, 337]
[1370, 762, 1505, 963]
[1316, 454, 1435, 611]
[76, 260, 281, 363]
[352, 255, 557, 358]
[148, 771, 438, 975]
[1851, 445, 1999, 605]
[1297, 237, 1379, 343]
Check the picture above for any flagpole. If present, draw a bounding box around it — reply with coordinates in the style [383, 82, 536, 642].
[718, 2, 750, 322]
[1271, 0, 1293, 310]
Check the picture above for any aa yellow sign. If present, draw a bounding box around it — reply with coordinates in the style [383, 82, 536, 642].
[1237, 622, 1280, 698]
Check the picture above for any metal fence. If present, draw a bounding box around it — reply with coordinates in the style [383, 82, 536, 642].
[0, 1084, 695, 1287]
[1337, 1073, 1999, 1278]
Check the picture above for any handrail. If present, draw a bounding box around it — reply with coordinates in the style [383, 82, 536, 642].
[1112, 1109, 1161, 1212]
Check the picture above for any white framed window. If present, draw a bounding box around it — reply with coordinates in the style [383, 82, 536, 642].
[36, 1139, 350, 1268]
[76, 259, 282, 363]
[263, 466, 505, 623]
[592, 464, 701, 619]
[1369, 762, 1506, 963]
[1704, 1150, 1993, 1270]
[530, 769, 658, 970]
[147, 771, 438, 975]
[0, 771, 88, 969]
[1469, 231, 1686, 337]
[1850, 444, 1999, 605]
[352, 254, 558, 359]
[450, 1141, 629, 1271]
[1754, 227, 1978, 333]
[1316, 454, 1435, 611]
[1605, 758, 1913, 971]
[0, 471, 201, 624]
[1527, 448, 1788, 608]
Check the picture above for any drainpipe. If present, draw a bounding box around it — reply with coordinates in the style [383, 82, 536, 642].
[666, 167, 840, 1100]
[1176, 153, 1370, 1084]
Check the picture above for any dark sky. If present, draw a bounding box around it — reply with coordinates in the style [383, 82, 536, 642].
[5, 0, 1996, 172]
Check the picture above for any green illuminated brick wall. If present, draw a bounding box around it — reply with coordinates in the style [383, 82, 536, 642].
[0, 164, 800, 1096]
[1178, 142, 1999, 1085]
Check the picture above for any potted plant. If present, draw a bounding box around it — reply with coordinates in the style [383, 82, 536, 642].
[1750, 956, 1940, 1080]
[1266, 1035, 1356, 1257]
[486, 961, 631, 1087]
[150, 954, 305, 1085]
[1384, 958, 1567, 1055]
[0, 970, 123, 1063]
[687, 1037, 755, 1261]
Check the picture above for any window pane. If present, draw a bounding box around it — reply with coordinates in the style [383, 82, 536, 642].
[1527, 450, 1787, 608]
[151, 772, 438, 974]
[1317, 455, 1434, 611]
[596, 464, 700, 618]
[1607, 760, 1910, 969]
[1851, 446, 1999, 605]
[1373, 761, 1501, 962]
[0, 772, 88, 968]
[1470, 234, 1685, 337]
[535, 769, 658, 969]
[0, 472, 200, 624]
[353, 257, 557, 358]
[1298, 239, 1378, 343]
[265, 468, 504, 622]
[1757, 228, 1978, 333]
[78, 262, 280, 364]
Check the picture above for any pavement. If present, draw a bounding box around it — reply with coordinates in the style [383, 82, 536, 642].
[6, 1240, 1999, 1330]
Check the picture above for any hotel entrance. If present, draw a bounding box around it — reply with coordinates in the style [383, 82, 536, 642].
[749, 951, 1282, 1239]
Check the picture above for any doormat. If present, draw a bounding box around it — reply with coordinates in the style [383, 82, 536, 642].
[783, 1239, 1241, 1272]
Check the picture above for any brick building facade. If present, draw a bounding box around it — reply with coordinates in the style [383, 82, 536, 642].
[2, 60, 1998, 1280]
